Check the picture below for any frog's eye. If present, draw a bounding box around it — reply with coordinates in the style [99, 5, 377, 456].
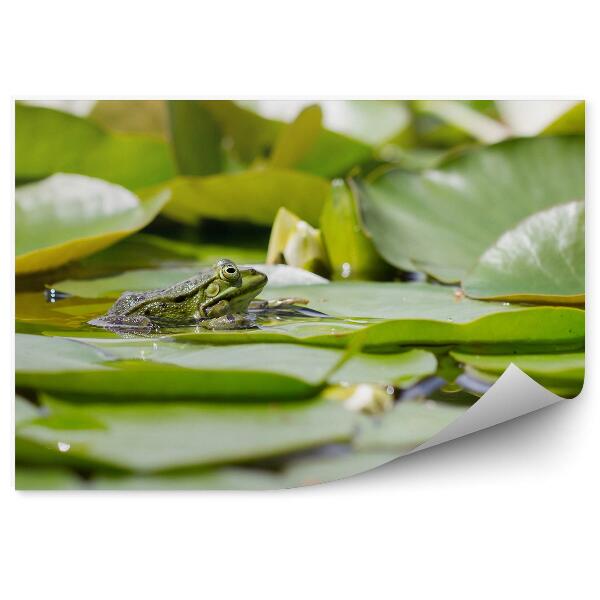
[220, 264, 240, 282]
[205, 282, 220, 297]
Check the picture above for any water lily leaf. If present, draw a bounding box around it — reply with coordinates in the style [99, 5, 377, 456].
[270, 105, 323, 168]
[15, 334, 438, 398]
[167, 100, 222, 175]
[89, 400, 466, 487]
[464, 201, 584, 303]
[16, 395, 41, 425]
[451, 350, 584, 398]
[320, 180, 391, 280]
[16, 104, 175, 189]
[15, 467, 84, 490]
[354, 399, 467, 451]
[16, 174, 170, 275]
[330, 350, 436, 388]
[199, 100, 391, 178]
[50, 263, 327, 299]
[93, 452, 399, 490]
[147, 168, 330, 226]
[358, 136, 584, 281]
[16, 394, 357, 472]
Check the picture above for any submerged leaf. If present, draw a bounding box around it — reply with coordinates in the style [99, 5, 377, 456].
[464, 201, 584, 303]
[16, 174, 170, 275]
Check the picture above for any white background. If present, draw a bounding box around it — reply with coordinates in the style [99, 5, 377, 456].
[1, 1, 597, 598]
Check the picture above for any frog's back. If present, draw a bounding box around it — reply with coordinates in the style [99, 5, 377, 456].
[107, 269, 213, 316]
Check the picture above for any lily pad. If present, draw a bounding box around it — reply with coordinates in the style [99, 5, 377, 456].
[15, 467, 84, 490]
[147, 168, 330, 226]
[450, 350, 584, 397]
[270, 105, 323, 169]
[463, 201, 584, 303]
[16, 394, 357, 472]
[358, 136, 584, 281]
[199, 100, 407, 177]
[16, 103, 175, 189]
[93, 452, 400, 490]
[16, 174, 170, 275]
[354, 399, 467, 451]
[167, 100, 222, 175]
[15, 334, 438, 398]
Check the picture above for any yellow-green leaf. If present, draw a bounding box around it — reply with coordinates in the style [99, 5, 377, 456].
[270, 105, 323, 168]
[150, 169, 330, 226]
[16, 174, 170, 275]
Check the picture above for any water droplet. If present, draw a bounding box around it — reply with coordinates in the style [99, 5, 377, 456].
[341, 262, 352, 278]
[502, 302, 510, 306]
[57, 442, 70, 452]
[385, 385, 395, 395]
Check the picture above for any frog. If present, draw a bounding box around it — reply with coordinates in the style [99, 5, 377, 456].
[89, 259, 307, 332]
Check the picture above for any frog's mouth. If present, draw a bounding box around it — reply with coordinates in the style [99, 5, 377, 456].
[200, 268, 267, 317]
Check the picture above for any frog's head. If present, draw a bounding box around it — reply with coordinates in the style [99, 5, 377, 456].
[198, 259, 268, 319]
[110, 259, 267, 324]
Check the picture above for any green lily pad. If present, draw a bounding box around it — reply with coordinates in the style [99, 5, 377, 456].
[15, 467, 84, 490]
[15, 334, 437, 398]
[354, 399, 467, 451]
[463, 201, 584, 303]
[93, 452, 400, 490]
[16, 174, 170, 275]
[270, 105, 323, 169]
[451, 350, 584, 398]
[16, 103, 175, 189]
[167, 100, 222, 176]
[146, 168, 330, 226]
[358, 136, 584, 281]
[16, 394, 357, 472]
[199, 100, 408, 178]
[88, 400, 465, 488]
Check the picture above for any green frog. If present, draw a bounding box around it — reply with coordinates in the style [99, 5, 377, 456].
[90, 259, 306, 332]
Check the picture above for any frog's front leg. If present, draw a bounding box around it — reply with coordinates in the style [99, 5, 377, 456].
[201, 313, 257, 330]
[249, 297, 309, 310]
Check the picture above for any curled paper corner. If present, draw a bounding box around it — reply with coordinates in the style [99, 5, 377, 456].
[409, 364, 568, 455]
